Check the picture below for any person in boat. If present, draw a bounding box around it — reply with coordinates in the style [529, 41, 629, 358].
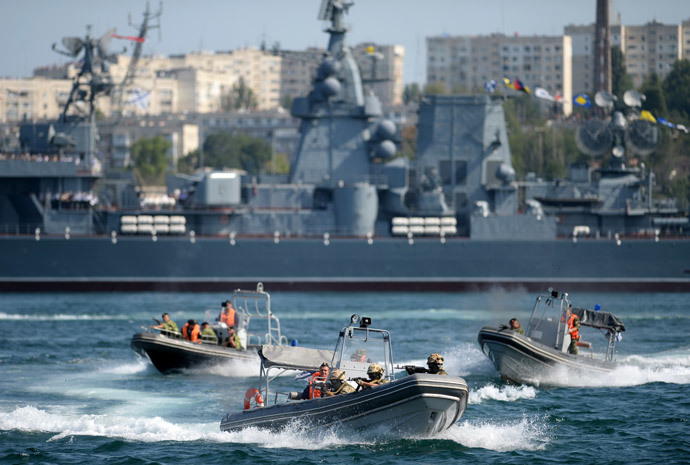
[182, 319, 201, 343]
[324, 369, 356, 396]
[150, 312, 179, 334]
[301, 362, 330, 399]
[218, 300, 236, 327]
[223, 326, 244, 350]
[566, 307, 581, 355]
[350, 348, 368, 362]
[200, 322, 218, 344]
[355, 363, 389, 390]
[509, 318, 524, 335]
[427, 353, 448, 375]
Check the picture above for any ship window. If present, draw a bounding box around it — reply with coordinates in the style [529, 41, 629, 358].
[453, 161, 466, 185]
[455, 192, 468, 209]
[439, 160, 452, 185]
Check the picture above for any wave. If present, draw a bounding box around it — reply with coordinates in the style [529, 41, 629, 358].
[511, 350, 690, 388]
[0, 406, 368, 447]
[439, 415, 550, 452]
[0, 312, 134, 321]
[469, 383, 537, 404]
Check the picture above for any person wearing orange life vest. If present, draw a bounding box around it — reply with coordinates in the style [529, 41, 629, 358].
[566, 307, 581, 355]
[181, 319, 201, 343]
[219, 301, 236, 327]
[301, 362, 330, 399]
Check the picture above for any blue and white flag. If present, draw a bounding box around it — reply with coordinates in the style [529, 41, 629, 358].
[484, 79, 497, 93]
[657, 117, 675, 128]
[534, 87, 555, 101]
[128, 89, 150, 110]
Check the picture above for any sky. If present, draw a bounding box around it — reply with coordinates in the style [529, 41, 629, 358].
[1, 0, 688, 84]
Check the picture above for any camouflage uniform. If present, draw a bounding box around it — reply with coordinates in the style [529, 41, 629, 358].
[514, 324, 524, 335]
[328, 369, 356, 395]
[161, 320, 179, 333]
[200, 327, 218, 343]
[357, 363, 390, 389]
[427, 353, 448, 375]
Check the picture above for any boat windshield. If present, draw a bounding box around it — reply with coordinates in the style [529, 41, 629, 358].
[332, 317, 393, 381]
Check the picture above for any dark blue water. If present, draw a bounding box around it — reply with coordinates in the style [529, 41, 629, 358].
[1, 290, 688, 464]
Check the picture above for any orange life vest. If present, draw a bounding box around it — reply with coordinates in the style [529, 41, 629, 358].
[182, 322, 201, 342]
[308, 373, 327, 399]
[220, 306, 236, 327]
[567, 314, 580, 340]
[243, 387, 264, 409]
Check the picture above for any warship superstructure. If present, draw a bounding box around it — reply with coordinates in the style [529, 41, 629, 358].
[1, 1, 688, 292]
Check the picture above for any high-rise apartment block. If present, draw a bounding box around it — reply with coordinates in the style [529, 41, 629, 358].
[427, 34, 573, 114]
[0, 42, 403, 124]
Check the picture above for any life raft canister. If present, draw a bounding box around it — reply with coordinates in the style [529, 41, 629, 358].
[243, 387, 264, 410]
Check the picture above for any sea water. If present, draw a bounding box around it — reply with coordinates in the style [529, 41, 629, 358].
[0, 290, 688, 464]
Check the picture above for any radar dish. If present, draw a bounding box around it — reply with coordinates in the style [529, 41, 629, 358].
[594, 90, 615, 110]
[61, 37, 84, 56]
[97, 28, 115, 59]
[575, 119, 612, 157]
[626, 119, 659, 156]
[623, 90, 644, 108]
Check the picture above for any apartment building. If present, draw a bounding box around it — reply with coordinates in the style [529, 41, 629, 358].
[352, 43, 405, 105]
[566, 19, 689, 93]
[427, 34, 573, 114]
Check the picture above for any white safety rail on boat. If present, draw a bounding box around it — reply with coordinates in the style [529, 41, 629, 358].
[231, 282, 288, 348]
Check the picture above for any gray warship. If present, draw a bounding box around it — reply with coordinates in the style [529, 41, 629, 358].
[0, 0, 688, 292]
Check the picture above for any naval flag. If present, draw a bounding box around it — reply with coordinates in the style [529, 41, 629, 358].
[573, 93, 592, 108]
[534, 87, 554, 101]
[128, 89, 150, 111]
[514, 79, 530, 95]
[484, 79, 497, 93]
[640, 110, 657, 123]
[657, 117, 676, 128]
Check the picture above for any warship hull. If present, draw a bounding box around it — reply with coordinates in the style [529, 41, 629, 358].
[220, 374, 468, 436]
[1, 235, 689, 291]
[130, 332, 255, 374]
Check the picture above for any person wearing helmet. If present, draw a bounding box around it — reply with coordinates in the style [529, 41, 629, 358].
[356, 363, 389, 390]
[427, 353, 448, 375]
[324, 369, 356, 396]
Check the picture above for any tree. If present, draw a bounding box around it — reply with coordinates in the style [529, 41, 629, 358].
[663, 59, 690, 121]
[177, 132, 271, 174]
[402, 83, 421, 105]
[221, 77, 258, 111]
[422, 81, 447, 95]
[399, 125, 417, 159]
[131, 136, 171, 185]
[611, 46, 634, 100]
[640, 73, 668, 118]
[265, 152, 291, 174]
[280, 94, 294, 111]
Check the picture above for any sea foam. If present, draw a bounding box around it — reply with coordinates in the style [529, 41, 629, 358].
[439, 415, 550, 451]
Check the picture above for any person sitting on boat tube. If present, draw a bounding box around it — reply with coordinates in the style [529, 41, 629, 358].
[509, 318, 524, 335]
[301, 362, 330, 399]
[182, 319, 201, 343]
[218, 301, 236, 327]
[324, 369, 356, 396]
[356, 363, 389, 390]
[150, 312, 179, 335]
[566, 308, 581, 355]
[200, 322, 218, 344]
[223, 326, 244, 350]
[427, 353, 448, 375]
